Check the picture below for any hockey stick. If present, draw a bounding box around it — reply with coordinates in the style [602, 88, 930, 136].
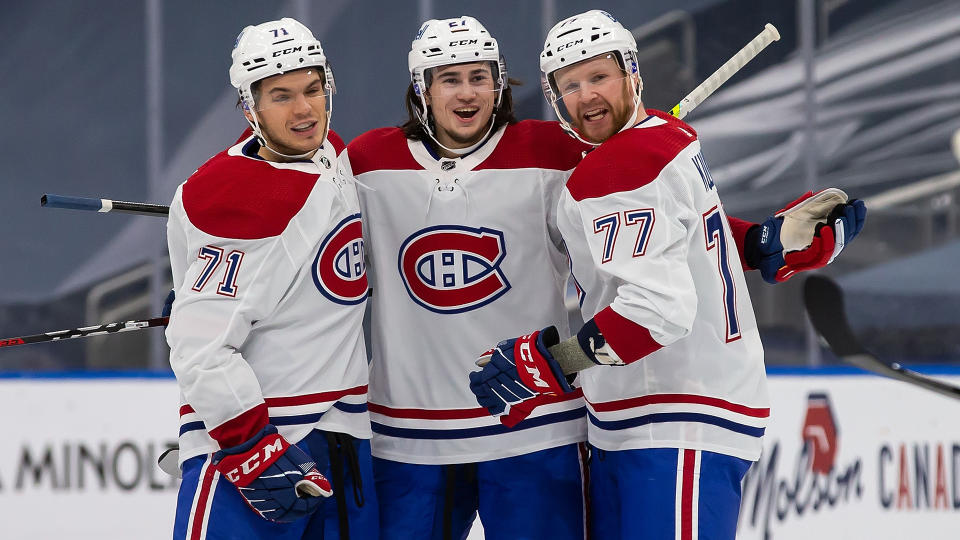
[802, 275, 960, 400]
[670, 23, 780, 120]
[41, 193, 170, 217]
[0, 317, 169, 349]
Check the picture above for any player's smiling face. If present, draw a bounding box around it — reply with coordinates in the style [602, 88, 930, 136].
[553, 54, 638, 144]
[246, 68, 328, 160]
[426, 62, 497, 151]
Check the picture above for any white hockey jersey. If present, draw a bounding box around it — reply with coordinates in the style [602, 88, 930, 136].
[558, 111, 770, 461]
[166, 131, 371, 465]
[345, 121, 590, 464]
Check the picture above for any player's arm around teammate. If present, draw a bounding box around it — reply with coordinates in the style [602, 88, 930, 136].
[344, 16, 594, 540]
[470, 10, 865, 540]
[166, 18, 377, 540]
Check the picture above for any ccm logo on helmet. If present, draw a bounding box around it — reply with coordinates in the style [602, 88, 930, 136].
[273, 46, 303, 57]
[312, 214, 368, 305]
[450, 39, 478, 46]
[556, 39, 584, 51]
[398, 225, 511, 314]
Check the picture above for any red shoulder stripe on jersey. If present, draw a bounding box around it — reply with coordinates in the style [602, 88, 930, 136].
[207, 403, 269, 448]
[726, 215, 758, 271]
[593, 306, 663, 364]
[235, 127, 253, 144]
[347, 127, 423, 175]
[566, 112, 697, 201]
[327, 128, 346, 156]
[183, 152, 320, 239]
[475, 120, 588, 171]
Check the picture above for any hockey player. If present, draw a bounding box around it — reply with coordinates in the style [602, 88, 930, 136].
[344, 17, 591, 540]
[469, 10, 866, 540]
[166, 18, 377, 539]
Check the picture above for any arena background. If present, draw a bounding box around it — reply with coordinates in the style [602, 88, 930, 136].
[1, 0, 958, 538]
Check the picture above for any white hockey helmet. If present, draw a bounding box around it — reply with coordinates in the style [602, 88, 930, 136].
[230, 17, 335, 109]
[408, 16, 504, 98]
[407, 16, 508, 154]
[539, 10, 642, 144]
[229, 18, 335, 157]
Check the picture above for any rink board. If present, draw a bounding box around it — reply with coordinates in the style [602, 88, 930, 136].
[0, 369, 958, 539]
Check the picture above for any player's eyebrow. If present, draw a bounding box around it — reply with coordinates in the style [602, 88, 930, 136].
[267, 80, 322, 94]
[435, 65, 491, 78]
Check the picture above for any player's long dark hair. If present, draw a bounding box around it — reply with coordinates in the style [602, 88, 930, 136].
[400, 77, 521, 141]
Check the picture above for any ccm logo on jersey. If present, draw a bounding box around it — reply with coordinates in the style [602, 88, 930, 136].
[312, 214, 368, 305]
[398, 225, 511, 314]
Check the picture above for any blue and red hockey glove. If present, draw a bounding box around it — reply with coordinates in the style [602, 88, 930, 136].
[212, 424, 332, 523]
[469, 327, 573, 428]
[748, 188, 866, 284]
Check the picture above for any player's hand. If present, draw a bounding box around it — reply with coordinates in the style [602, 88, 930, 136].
[469, 327, 573, 428]
[750, 189, 866, 283]
[212, 424, 332, 523]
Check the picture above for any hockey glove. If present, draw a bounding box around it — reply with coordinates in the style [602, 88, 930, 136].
[469, 327, 573, 428]
[749, 188, 866, 283]
[212, 424, 332, 523]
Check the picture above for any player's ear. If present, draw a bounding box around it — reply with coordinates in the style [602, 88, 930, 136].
[242, 102, 255, 124]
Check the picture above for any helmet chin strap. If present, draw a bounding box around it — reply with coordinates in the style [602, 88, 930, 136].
[615, 77, 644, 135]
[424, 113, 497, 157]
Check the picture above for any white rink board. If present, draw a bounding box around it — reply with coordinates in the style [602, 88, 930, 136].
[736, 371, 960, 540]
[1, 372, 958, 539]
[0, 378, 181, 540]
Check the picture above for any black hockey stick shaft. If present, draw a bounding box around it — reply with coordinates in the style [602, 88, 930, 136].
[0, 317, 169, 349]
[803, 275, 960, 400]
[41, 193, 170, 217]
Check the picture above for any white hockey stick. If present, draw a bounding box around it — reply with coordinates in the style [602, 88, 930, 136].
[670, 23, 780, 120]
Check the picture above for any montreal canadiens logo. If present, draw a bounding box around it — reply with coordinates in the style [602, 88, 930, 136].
[398, 225, 511, 314]
[312, 214, 368, 305]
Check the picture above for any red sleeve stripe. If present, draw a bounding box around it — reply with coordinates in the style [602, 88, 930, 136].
[207, 403, 269, 448]
[726, 216, 758, 271]
[593, 306, 663, 364]
[586, 392, 770, 417]
[369, 388, 584, 420]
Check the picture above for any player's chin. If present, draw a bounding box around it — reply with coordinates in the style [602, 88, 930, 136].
[575, 123, 612, 144]
[451, 125, 487, 145]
